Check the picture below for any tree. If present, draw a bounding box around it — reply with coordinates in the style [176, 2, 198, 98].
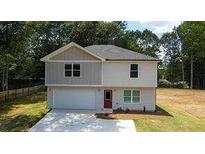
[0, 21, 34, 90]
[119, 29, 161, 58]
[160, 29, 182, 83]
[122, 30, 141, 51]
[177, 21, 205, 88]
[68, 21, 127, 46]
[30, 21, 72, 79]
[137, 29, 160, 57]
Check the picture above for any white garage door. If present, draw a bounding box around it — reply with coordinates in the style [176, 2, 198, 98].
[53, 89, 96, 110]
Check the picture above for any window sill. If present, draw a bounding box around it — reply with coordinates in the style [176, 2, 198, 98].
[129, 77, 139, 79]
[64, 76, 82, 79]
[123, 102, 141, 104]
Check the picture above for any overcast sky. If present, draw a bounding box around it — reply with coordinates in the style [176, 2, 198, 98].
[126, 21, 182, 37]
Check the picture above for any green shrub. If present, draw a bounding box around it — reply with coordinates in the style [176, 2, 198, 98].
[158, 79, 189, 88]
[173, 81, 189, 88]
[158, 79, 172, 88]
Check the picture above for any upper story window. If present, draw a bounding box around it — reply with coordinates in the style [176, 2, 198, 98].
[65, 64, 72, 77]
[73, 64, 80, 77]
[65, 64, 80, 77]
[130, 64, 138, 78]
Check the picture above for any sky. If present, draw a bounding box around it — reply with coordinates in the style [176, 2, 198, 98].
[126, 21, 182, 37]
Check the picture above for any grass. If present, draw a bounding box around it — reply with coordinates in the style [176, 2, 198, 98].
[0, 92, 49, 132]
[135, 88, 205, 132]
[96, 88, 205, 132]
[1, 88, 205, 132]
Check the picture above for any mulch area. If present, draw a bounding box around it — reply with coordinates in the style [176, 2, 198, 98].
[95, 106, 173, 120]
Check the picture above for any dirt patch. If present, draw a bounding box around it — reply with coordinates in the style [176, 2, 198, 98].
[157, 88, 205, 121]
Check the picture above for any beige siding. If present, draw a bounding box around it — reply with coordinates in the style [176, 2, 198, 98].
[50, 46, 99, 60]
[45, 62, 102, 85]
[112, 87, 156, 111]
[97, 87, 156, 111]
[47, 87, 156, 111]
[102, 61, 158, 87]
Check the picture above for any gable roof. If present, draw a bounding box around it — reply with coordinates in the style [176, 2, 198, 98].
[41, 42, 160, 62]
[85, 45, 160, 61]
[40, 42, 105, 62]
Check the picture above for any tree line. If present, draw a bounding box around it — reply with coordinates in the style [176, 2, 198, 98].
[0, 21, 205, 91]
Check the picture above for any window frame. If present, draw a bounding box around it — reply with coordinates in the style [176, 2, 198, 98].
[72, 63, 81, 77]
[130, 64, 138, 78]
[64, 63, 81, 78]
[123, 90, 140, 104]
[132, 90, 140, 104]
[124, 90, 132, 103]
[64, 64, 72, 77]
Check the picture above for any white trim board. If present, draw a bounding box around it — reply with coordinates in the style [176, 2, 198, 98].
[44, 60, 101, 63]
[104, 60, 160, 63]
[46, 84, 103, 87]
[40, 42, 105, 62]
[45, 84, 157, 88]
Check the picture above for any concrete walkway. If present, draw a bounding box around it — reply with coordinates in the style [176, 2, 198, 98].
[30, 110, 136, 132]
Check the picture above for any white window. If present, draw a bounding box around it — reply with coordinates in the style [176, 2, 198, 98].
[132, 90, 140, 103]
[124, 90, 140, 103]
[124, 90, 132, 103]
[130, 64, 138, 78]
[64, 64, 80, 77]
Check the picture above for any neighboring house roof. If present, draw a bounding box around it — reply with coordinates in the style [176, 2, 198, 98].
[85, 45, 159, 61]
[41, 42, 160, 62]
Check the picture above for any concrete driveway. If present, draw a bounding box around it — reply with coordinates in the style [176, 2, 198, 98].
[30, 110, 136, 132]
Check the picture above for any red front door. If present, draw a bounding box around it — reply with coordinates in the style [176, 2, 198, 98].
[104, 90, 112, 108]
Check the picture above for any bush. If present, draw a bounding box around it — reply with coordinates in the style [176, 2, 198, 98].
[158, 79, 189, 88]
[158, 79, 172, 88]
[173, 81, 189, 88]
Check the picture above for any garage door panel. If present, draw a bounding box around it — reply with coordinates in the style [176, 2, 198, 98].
[54, 89, 96, 110]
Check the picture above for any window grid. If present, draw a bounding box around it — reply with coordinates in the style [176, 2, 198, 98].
[124, 90, 140, 104]
[65, 64, 72, 77]
[64, 64, 80, 77]
[73, 64, 80, 77]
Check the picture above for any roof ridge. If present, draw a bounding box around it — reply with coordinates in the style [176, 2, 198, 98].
[87, 44, 158, 59]
[85, 44, 160, 61]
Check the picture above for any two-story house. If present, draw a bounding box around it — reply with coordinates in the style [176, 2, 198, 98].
[41, 42, 160, 112]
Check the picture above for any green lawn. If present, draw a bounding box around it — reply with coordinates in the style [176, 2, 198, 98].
[1, 88, 205, 132]
[134, 88, 205, 132]
[0, 92, 48, 132]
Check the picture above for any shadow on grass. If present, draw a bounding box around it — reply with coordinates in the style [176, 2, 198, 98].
[0, 91, 48, 132]
[95, 105, 173, 120]
[0, 92, 46, 115]
[0, 113, 47, 132]
[10, 92, 46, 105]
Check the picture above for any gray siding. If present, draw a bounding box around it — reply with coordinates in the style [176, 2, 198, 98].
[45, 62, 102, 85]
[47, 87, 53, 108]
[50, 46, 99, 60]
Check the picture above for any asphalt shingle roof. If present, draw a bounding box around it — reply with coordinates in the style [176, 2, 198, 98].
[85, 45, 159, 61]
